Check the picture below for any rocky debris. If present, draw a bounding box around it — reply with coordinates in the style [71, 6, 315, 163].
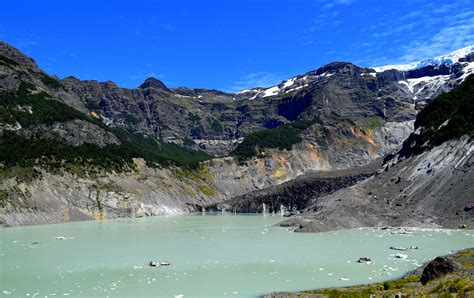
[210, 160, 381, 214]
[276, 218, 308, 228]
[286, 135, 474, 233]
[420, 256, 462, 285]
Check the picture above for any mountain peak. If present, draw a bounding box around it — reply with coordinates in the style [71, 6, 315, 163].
[373, 45, 474, 72]
[0, 41, 39, 70]
[139, 77, 168, 90]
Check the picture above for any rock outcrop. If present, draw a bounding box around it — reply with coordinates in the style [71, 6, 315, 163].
[420, 257, 462, 285]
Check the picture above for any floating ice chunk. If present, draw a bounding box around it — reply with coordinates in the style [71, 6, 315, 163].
[54, 236, 73, 240]
[339, 277, 350, 281]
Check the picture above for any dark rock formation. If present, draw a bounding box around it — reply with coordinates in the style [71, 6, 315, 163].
[139, 77, 169, 90]
[208, 160, 381, 213]
[420, 257, 462, 285]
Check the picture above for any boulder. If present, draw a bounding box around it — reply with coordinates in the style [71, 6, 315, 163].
[420, 256, 462, 285]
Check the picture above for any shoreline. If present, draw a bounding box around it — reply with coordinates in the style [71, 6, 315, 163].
[2, 210, 472, 232]
[265, 248, 474, 297]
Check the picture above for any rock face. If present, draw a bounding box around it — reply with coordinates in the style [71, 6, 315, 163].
[420, 257, 462, 285]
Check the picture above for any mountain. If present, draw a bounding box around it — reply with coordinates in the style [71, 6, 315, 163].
[0, 41, 473, 226]
[274, 76, 473, 231]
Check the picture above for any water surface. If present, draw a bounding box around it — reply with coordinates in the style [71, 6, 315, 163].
[1, 214, 472, 297]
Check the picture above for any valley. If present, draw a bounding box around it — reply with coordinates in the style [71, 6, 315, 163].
[1, 42, 473, 231]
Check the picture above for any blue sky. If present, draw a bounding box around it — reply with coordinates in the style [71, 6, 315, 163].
[1, 0, 473, 92]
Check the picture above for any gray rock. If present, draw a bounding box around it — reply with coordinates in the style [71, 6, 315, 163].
[420, 256, 462, 285]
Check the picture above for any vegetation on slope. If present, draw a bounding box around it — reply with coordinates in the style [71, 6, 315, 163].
[0, 54, 19, 67]
[0, 83, 212, 176]
[231, 117, 323, 161]
[0, 82, 88, 126]
[398, 74, 474, 158]
[415, 74, 474, 144]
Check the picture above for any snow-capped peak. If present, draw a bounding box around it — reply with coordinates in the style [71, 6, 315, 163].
[373, 45, 474, 72]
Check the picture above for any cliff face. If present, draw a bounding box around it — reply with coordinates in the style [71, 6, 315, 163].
[0, 122, 412, 227]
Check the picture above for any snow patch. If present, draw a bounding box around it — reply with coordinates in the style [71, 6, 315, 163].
[262, 86, 280, 98]
[399, 75, 451, 101]
[458, 61, 474, 82]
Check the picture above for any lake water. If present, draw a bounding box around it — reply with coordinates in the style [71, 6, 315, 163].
[1, 214, 473, 297]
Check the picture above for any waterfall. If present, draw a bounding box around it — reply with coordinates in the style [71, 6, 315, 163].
[262, 203, 267, 216]
[280, 204, 286, 217]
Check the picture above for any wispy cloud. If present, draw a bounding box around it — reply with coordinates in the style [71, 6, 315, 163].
[401, 22, 474, 62]
[306, 0, 356, 37]
[230, 72, 283, 92]
[353, 0, 474, 67]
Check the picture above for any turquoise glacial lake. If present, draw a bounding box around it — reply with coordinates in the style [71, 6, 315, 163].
[1, 214, 473, 297]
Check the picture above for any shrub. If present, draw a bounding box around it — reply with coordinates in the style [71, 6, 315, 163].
[231, 117, 322, 161]
[40, 73, 63, 89]
[188, 112, 201, 122]
[415, 74, 474, 145]
[0, 83, 213, 176]
[207, 117, 223, 132]
[0, 54, 19, 67]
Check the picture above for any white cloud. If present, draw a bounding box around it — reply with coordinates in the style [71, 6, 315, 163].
[353, 0, 474, 67]
[231, 72, 283, 92]
[400, 22, 474, 62]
